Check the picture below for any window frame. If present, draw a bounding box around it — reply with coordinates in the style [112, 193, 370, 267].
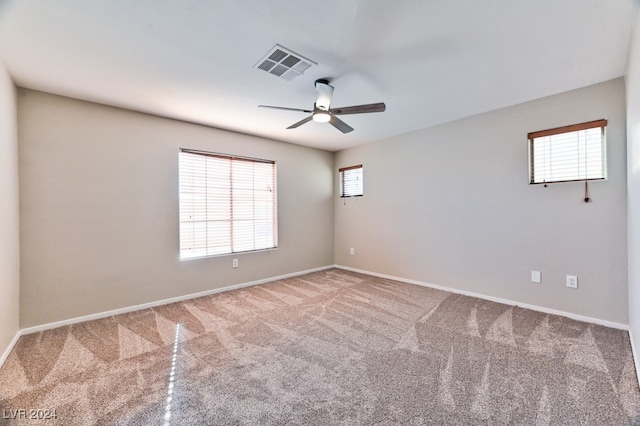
[178, 148, 278, 260]
[528, 119, 607, 185]
[339, 164, 364, 198]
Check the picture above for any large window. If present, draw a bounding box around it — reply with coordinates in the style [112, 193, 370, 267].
[339, 164, 363, 197]
[528, 119, 607, 184]
[179, 149, 277, 259]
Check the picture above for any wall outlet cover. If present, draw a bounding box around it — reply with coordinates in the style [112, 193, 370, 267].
[531, 271, 541, 283]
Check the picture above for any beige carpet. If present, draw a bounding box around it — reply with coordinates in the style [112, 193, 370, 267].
[1, 268, 639, 425]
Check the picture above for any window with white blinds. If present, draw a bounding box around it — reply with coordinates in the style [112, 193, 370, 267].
[179, 149, 277, 259]
[528, 119, 607, 184]
[339, 165, 363, 197]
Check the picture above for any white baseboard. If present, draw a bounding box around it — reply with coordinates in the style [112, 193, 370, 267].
[336, 265, 629, 330]
[0, 330, 21, 369]
[20, 265, 334, 335]
[11, 263, 632, 342]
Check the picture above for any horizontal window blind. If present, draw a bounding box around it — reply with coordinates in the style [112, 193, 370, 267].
[339, 164, 363, 197]
[528, 119, 607, 184]
[179, 149, 277, 259]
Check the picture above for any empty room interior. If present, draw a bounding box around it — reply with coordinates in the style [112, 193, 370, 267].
[3, 0, 640, 424]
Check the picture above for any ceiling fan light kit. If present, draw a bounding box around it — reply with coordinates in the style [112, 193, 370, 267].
[312, 111, 331, 123]
[259, 78, 386, 134]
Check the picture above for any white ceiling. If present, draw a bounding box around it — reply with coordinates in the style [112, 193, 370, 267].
[0, 0, 636, 151]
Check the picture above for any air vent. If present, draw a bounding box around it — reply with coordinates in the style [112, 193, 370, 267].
[254, 45, 316, 81]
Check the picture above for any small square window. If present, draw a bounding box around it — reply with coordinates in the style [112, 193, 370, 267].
[528, 119, 607, 184]
[339, 165, 363, 197]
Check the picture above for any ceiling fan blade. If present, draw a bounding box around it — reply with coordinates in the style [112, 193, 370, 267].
[329, 116, 354, 134]
[330, 102, 386, 115]
[259, 105, 312, 113]
[287, 115, 314, 129]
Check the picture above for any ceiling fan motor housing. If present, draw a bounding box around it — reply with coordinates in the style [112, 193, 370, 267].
[314, 79, 334, 111]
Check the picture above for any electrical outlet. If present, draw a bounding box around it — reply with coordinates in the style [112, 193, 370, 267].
[233, 258, 239, 268]
[566, 275, 578, 289]
[350, 248, 355, 255]
[531, 271, 541, 283]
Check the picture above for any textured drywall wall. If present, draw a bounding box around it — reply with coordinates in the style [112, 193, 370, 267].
[18, 90, 334, 327]
[335, 78, 627, 324]
[627, 10, 640, 364]
[0, 60, 19, 359]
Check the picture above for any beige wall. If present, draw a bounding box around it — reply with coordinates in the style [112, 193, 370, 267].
[627, 11, 640, 362]
[335, 78, 628, 324]
[0, 61, 19, 358]
[18, 90, 334, 327]
[13, 77, 633, 328]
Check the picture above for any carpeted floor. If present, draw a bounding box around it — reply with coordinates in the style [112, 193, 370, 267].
[1, 268, 639, 425]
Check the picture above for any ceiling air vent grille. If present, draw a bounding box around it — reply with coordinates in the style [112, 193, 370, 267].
[254, 45, 316, 81]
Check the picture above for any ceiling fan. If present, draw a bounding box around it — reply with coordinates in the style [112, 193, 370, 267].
[259, 79, 386, 134]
